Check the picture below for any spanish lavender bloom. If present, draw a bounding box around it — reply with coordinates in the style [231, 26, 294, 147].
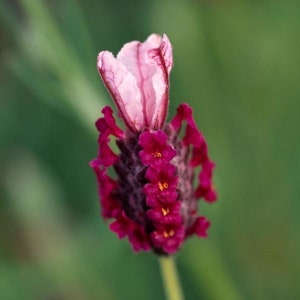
[90, 34, 217, 255]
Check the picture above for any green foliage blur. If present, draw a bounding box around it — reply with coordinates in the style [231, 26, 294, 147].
[1, 0, 300, 299]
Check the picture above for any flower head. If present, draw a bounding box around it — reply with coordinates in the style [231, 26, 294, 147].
[91, 34, 217, 255]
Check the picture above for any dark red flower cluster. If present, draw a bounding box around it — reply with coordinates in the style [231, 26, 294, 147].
[90, 34, 217, 255]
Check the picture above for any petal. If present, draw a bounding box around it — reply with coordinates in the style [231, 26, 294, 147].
[97, 34, 173, 132]
[191, 217, 210, 238]
[109, 211, 133, 238]
[161, 34, 173, 74]
[98, 51, 144, 132]
[128, 225, 151, 252]
[138, 130, 177, 169]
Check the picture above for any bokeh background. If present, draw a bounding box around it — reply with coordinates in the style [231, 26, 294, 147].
[1, 0, 300, 299]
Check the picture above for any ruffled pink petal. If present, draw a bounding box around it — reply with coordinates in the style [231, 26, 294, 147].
[91, 168, 121, 219]
[195, 160, 217, 202]
[139, 130, 177, 169]
[128, 225, 151, 252]
[97, 106, 124, 139]
[109, 212, 132, 239]
[151, 225, 185, 254]
[97, 137, 119, 167]
[187, 216, 210, 238]
[147, 202, 182, 225]
[145, 191, 178, 208]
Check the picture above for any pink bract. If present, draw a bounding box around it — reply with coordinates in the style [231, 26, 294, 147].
[98, 34, 172, 133]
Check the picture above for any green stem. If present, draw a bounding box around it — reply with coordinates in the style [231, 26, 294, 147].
[159, 256, 184, 300]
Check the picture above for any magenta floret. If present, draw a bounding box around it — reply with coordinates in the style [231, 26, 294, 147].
[139, 131, 176, 169]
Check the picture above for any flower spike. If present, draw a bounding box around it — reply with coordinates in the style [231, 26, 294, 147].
[91, 34, 217, 255]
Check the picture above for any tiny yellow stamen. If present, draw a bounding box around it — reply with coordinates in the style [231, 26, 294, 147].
[158, 181, 169, 191]
[163, 229, 175, 238]
[153, 151, 162, 158]
[161, 207, 170, 216]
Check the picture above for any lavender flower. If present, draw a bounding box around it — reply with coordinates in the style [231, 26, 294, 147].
[90, 34, 217, 255]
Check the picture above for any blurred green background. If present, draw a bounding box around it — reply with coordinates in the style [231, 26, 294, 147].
[1, 0, 299, 299]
